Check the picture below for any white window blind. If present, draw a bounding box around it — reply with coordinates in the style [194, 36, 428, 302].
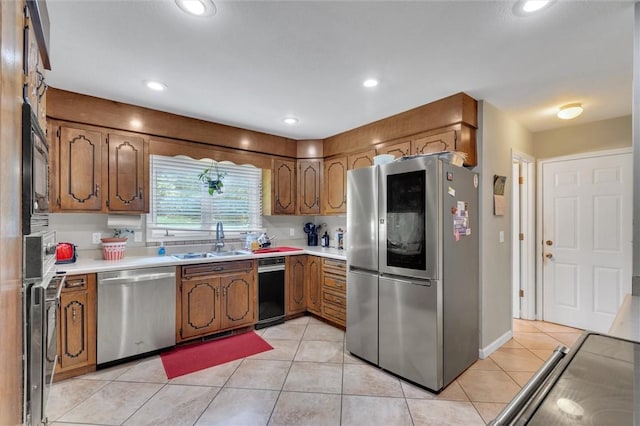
[148, 155, 262, 240]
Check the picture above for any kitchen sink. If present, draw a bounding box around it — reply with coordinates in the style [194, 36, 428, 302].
[171, 252, 214, 260]
[210, 250, 252, 257]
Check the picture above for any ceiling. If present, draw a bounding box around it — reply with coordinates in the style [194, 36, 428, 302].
[45, 0, 634, 140]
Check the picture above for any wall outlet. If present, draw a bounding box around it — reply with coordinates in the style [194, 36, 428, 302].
[134, 231, 142, 242]
[499, 230, 505, 243]
[289, 228, 295, 237]
[92, 233, 102, 244]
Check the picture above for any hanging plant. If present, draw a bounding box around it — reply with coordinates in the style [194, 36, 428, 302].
[198, 162, 227, 195]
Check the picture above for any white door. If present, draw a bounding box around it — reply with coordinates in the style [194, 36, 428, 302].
[542, 151, 632, 332]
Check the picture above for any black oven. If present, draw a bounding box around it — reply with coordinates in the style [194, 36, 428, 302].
[22, 102, 50, 235]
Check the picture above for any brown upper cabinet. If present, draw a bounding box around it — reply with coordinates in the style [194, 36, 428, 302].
[347, 149, 375, 170]
[107, 134, 146, 212]
[51, 122, 149, 213]
[322, 156, 347, 215]
[25, 21, 47, 131]
[411, 130, 456, 155]
[297, 160, 321, 215]
[272, 159, 296, 215]
[376, 140, 411, 159]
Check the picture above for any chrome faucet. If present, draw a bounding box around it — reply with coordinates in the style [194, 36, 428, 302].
[215, 222, 225, 251]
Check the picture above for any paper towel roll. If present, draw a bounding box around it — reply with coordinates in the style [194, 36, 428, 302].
[107, 214, 142, 229]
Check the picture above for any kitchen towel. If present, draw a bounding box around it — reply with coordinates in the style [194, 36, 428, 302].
[160, 331, 273, 379]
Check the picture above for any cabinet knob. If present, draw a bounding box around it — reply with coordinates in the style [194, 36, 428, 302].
[95, 184, 100, 195]
[138, 186, 143, 199]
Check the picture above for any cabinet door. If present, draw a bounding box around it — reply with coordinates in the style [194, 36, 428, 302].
[286, 256, 307, 315]
[377, 140, 411, 159]
[180, 277, 221, 340]
[297, 160, 321, 215]
[57, 126, 104, 211]
[306, 256, 322, 314]
[411, 131, 456, 155]
[59, 290, 89, 369]
[273, 159, 296, 214]
[348, 149, 375, 170]
[56, 274, 96, 376]
[220, 270, 256, 330]
[323, 156, 347, 214]
[107, 133, 147, 212]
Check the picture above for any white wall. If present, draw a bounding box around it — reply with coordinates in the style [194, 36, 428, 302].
[476, 101, 534, 354]
[533, 115, 631, 159]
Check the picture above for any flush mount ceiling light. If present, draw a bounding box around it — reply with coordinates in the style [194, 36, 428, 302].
[557, 103, 583, 120]
[363, 78, 379, 88]
[513, 0, 553, 16]
[175, 0, 216, 17]
[283, 117, 298, 125]
[144, 80, 167, 91]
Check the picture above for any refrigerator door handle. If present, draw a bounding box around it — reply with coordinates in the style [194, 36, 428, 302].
[348, 266, 378, 275]
[379, 273, 432, 286]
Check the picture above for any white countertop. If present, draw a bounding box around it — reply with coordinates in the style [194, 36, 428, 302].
[55, 244, 346, 275]
[608, 294, 640, 342]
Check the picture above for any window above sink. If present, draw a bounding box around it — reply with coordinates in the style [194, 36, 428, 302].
[147, 155, 263, 243]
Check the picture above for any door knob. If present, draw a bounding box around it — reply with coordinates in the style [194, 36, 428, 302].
[545, 240, 553, 246]
[545, 253, 553, 259]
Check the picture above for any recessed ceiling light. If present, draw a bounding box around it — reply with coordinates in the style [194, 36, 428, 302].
[513, 0, 553, 16]
[145, 80, 167, 91]
[557, 103, 583, 120]
[283, 117, 298, 125]
[523, 0, 549, 12]
[175, 0, 216, 17]
[363, 79, 379, 88]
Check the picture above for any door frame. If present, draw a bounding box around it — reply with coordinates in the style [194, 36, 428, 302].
[535, 147, 633, 321]
[511, 151, 535, 320]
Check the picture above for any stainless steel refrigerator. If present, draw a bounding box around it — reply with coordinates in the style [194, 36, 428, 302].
[346, 156, 479, 392]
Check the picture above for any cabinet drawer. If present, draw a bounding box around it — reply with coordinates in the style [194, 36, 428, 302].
[62, 274, 89, 292]
[322, 289, 345, 308]
[182, 260, 254, 278]
[322, 258, 346, 275]
[322, 303, 345, 325]
[323, 273, 346, 294]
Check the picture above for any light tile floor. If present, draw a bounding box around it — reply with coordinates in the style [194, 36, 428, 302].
[48, 317, 582, 426]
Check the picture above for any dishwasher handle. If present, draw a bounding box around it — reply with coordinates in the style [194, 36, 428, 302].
[99, 272, 176, 284]
[258, 265, 285, 273]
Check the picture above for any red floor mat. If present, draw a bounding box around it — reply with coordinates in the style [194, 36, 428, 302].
[160, 331, 273, 379]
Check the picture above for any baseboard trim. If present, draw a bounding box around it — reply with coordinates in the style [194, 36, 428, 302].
[479, 329, 513, 359]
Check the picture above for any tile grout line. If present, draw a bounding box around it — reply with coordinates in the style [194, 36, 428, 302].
[264, 316, 310, 425]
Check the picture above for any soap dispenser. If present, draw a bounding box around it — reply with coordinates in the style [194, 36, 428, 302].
[158, 241, 166, 256]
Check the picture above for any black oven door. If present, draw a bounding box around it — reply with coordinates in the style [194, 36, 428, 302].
[22, 102, 50, 235]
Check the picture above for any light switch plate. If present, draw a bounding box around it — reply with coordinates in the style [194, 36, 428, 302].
[289, 228, 295, 237]
[134, 231, 142, 242]
[92, 233, 102, 244]
[499, 230, 505, 243]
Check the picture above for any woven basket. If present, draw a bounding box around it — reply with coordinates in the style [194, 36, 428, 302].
[102, 241, 127, 260]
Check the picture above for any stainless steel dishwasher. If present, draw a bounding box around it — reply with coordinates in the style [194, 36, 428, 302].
[97, 266, 176, 364]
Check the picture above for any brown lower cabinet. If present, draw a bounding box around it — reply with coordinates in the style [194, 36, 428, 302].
[305, 256, 322, 315]
[320, 258, 346, 327]
[55, 274, 97, 381]
[177, 260, 257, 342]
[286, 255, 307, 315]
